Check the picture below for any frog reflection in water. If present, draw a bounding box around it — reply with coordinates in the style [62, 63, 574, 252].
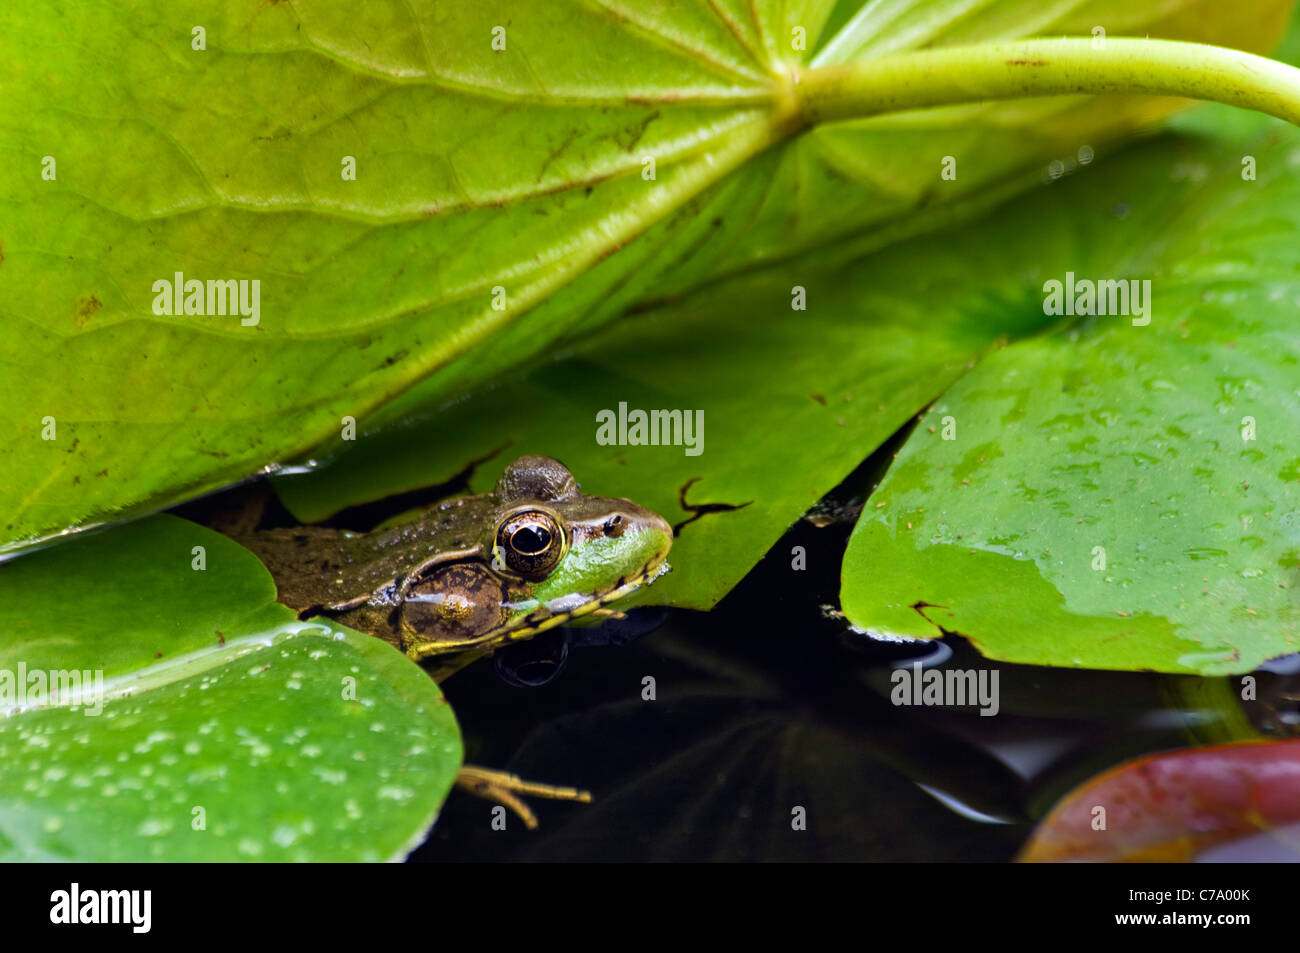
[232, 455, 673, 826]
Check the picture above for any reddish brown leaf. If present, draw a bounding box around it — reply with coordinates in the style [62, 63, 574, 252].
[1020, 740, 1300, 862]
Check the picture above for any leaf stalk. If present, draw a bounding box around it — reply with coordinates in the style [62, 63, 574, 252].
[795, 38, 1300, 128]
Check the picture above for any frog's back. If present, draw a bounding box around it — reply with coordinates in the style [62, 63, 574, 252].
[234, 495, 489, 613]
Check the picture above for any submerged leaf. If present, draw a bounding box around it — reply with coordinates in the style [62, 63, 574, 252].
[1019, 740, 1300, 862]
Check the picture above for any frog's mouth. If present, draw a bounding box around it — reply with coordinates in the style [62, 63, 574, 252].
[535, 551, 670, 618]
[501, 546, 671, 643]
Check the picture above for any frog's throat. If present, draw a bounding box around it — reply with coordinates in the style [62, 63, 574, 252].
[404, 549, 671, 662]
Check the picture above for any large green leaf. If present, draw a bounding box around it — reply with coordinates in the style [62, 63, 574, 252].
[270, 202, 1063, 610]
[0, 516, 461, 860]
[2, 0, 1285, 553]
[842, 108, 1300, 674]
[274, 103, 1300, 660]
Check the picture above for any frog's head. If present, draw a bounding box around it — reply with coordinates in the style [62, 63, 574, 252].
[400, 456, 673, 671]
[486, 456, 673, 621]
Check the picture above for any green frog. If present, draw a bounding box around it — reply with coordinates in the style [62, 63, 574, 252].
[229, 454, 673, 826]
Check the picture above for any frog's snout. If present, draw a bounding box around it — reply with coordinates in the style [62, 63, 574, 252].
[563, 497, 674, 578]
[620, 505, 673, 558]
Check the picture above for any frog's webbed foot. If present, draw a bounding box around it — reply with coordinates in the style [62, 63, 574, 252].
[454, 765, 592, 830]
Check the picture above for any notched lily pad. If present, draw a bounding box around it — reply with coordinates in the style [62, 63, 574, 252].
[843, 116, 1300, 675]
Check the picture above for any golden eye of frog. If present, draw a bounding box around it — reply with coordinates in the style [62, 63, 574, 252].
[236, 456, 672, 677]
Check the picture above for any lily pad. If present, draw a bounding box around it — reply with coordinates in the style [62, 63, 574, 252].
[842, 110, 1300, 674]
[0, 515, 461, 860]
[1, 0, 1281, 553]
[1019, 739, 1300, 862]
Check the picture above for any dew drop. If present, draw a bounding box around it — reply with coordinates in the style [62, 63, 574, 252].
[136, 817, 172, 837]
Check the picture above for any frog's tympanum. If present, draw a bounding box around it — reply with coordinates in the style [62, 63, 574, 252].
[231, 455, 673, 827]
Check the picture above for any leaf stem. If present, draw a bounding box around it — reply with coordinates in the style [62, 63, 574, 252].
[794, 38, 1300, 128]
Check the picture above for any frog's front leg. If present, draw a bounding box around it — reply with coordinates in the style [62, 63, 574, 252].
[454, 765, 592, 830]
[584, 607, 627, 622]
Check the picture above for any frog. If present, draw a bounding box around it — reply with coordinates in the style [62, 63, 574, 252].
[227, 454, 674, 826]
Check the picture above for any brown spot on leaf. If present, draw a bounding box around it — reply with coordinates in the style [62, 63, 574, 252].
[75, 295, 102, 329]
[614, 110, 660, 153]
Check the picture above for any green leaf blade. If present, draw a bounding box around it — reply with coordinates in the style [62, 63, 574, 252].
[0, 515, 461, 861]
[5, 0, 1286, 551]
[842, 115, 1300, 674]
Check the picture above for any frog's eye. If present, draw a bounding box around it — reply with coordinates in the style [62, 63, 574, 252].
[495, 508, 566, 579]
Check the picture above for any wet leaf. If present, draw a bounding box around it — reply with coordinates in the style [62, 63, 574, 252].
[1019, 739, 1300, 862]
[842, 109, 1300, 674]
[2, 0, 1285, 552]
[0, 516, 461, 860]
